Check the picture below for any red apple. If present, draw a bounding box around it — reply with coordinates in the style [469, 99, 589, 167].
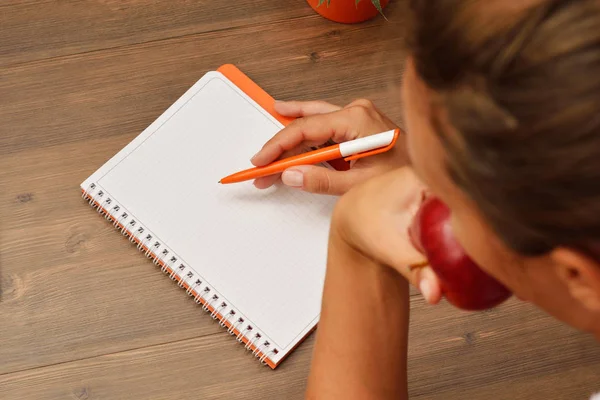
[409, 196, 512, 311]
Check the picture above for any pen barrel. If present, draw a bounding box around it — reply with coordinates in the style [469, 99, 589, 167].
[222, 146, 342, 184]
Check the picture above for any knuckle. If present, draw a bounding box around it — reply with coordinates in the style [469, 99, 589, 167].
[268, 120, 305, 148]
[286, 116, 305, 130]
[317, 172, 332, 194]
[290, 116, 310, 134]
[346, 104, 371, 120]
[348, 98, 375, 109]
[307, 169, 331, 194]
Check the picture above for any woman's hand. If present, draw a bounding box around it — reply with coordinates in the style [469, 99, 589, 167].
[251, 99, 409, 195]
[331, 166, 443, 305]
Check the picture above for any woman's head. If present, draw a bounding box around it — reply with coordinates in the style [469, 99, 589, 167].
[401, 0, 600, 335]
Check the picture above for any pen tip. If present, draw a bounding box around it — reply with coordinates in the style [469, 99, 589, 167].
[218, 180, 221, 184]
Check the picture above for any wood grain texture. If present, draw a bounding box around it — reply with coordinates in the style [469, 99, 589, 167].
[0, 3, 406, 156]
[1, 0, 599, 398]
[0, 0, 315, 67]
[0, 333, 314, 400]
[0, 297, 598, 400]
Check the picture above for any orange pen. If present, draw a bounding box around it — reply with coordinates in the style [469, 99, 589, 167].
[219, 129, 400, 184]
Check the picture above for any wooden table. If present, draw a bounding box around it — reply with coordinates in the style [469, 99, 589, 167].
[1, 1, 599, 399]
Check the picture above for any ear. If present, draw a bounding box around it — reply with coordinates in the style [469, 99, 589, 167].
[551, 248, 600, 312]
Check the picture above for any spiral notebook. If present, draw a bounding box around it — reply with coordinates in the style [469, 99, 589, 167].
[80, 65, 341, 368]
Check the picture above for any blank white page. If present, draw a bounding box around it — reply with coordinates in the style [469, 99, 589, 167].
[82, 71, 336, 364]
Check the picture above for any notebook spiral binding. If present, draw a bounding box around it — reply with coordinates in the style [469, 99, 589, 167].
[82, 183, 280, 367]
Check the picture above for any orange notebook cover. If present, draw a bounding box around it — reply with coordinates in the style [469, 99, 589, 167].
[80, 65, 339, 369]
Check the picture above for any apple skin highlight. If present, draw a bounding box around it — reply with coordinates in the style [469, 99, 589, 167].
[409, 196, 512, 311]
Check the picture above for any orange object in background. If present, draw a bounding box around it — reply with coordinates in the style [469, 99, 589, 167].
[306, 0, 389, 24]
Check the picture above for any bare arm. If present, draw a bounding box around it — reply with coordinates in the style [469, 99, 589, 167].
[306, 229, 410, 399]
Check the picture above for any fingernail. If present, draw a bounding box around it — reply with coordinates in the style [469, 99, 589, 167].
[419, 279, 432, 303]
[250, 152, 259, 162]
[282, 170, 303, 187]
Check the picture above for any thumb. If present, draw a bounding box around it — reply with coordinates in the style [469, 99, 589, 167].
[281, 165, 358, 196]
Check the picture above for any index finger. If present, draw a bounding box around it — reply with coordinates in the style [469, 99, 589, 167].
[251, 107, 363, 167]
